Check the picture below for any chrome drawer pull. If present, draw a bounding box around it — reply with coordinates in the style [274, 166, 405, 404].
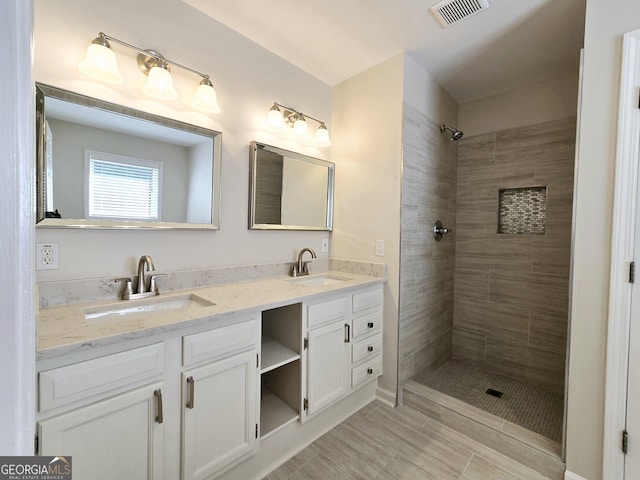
[368, 346, 374, 352]
[368, 322, 374, 328]
[367, 368, 373, 375]
[186, 376, 195, 409]
[344, 323, 351, 343]
[154, 389, 164, 424]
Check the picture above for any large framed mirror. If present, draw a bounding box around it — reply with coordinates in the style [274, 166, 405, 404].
[249, 141, 334, 231]
[36, 83, 222, 229]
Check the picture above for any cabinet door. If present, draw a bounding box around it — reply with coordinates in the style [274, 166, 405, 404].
[39, 383, 164, 480]
[306, 321, 349, 417]
[182, 350, 258, 480]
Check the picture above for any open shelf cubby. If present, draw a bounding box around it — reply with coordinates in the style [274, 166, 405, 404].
[260, 303, 302, 438]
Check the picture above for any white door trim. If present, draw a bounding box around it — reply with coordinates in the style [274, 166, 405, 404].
[0, 0, 36, 453]
[603, 28, 640, 480]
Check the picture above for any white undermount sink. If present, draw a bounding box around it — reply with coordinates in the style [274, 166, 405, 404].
[82, 293, 215, 322]
[288, 274, 352, 287]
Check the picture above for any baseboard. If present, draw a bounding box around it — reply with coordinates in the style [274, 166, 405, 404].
[564, 470, 587, 480]
[375, 386, 396, 407]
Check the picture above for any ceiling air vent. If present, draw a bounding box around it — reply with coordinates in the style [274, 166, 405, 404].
[430, 0, 490, 28]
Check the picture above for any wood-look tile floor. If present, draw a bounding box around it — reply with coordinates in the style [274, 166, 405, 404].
[264, 401, 554, 480]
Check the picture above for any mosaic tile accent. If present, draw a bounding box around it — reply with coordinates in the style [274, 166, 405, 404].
[498, 186, 547, 235]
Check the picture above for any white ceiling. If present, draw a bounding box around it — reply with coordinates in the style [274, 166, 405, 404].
[182, 0, 585, 104]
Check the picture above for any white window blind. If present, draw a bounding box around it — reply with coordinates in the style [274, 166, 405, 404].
[85, 150, 163, 220]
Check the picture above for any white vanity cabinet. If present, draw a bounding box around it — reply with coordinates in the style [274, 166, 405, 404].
[302, 285, 383, 420]
[39, 383, 164, 479]
[37, 344, 166, 480]
[350, 286, 383, 389]
[181, 316, 260, 480]
[36, 277, 384, 480]
[302, 295, 350, 419]
[36, 314, 261, 480]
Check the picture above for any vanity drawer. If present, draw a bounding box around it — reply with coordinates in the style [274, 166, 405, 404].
[352, 287, 383, 314]
[306, 296, 349, 329]
[352, 333, 382, 364]
[351, 355, 382, 388]
[39, 343, 164, 413]
[352, 310, 382, 339]
[183, 316, 258, 366]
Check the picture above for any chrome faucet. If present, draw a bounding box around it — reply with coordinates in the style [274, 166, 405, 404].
[291, 248, 317, 277]
[116, 255, 166, 300]
[137, 255, 155, 294]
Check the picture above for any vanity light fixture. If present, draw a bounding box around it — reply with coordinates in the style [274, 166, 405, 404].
[79, 32, 220, 113]
[267, 102, 331, 147]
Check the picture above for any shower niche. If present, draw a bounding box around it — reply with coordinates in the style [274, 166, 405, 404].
[497, 186, 547, 235]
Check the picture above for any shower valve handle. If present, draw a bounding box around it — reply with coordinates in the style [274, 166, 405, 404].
[433, 220, 451, 241]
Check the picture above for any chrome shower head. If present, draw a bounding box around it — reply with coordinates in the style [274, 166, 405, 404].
[440, 124, 463, 141]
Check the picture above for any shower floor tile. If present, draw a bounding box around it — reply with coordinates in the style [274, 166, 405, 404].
[418, 358, 563, 442]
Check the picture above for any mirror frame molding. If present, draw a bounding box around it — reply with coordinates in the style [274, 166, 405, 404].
[249, 141, 334, 231]
[35, 82, 222, 230]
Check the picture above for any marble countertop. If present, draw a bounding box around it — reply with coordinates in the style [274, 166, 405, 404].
[38, 271, 384, 361]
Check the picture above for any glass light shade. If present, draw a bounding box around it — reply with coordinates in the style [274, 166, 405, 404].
[78, 43, 124, 83]
[315, 125, 332, 147]
[267, 106, 284, 127]
[191, 82, 220, 113]
[293, 117, 308, 136]
[142, 66, 178, 100]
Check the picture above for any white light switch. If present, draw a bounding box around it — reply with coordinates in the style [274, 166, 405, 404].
[321, 238, 329, 253]
[375, 240, 385, 257]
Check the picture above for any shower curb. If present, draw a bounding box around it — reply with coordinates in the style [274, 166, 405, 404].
[402, 380, 565, 480]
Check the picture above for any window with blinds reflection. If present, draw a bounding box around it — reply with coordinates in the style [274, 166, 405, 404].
[85, 150, 163, 220]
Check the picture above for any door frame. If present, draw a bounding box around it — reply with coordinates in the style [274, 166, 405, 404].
[603, 28, 640, 480]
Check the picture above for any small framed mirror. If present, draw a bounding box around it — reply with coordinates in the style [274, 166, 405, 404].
[36, 83, 222, 229]
[249, 141, 334, 231]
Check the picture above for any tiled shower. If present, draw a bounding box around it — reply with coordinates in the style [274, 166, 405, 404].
[398, 104, 576, 439]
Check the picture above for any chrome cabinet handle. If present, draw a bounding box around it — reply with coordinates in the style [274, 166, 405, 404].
[186, 376, 195, 409]
[154, 389, 163, 424]
[367, 368, 373, 375]
[368, 346, 374, 352]
[344, 324, 350, 343]
[368, 322, 374, 328]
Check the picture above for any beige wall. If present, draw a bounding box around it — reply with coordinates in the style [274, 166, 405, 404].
[459, 75, 580, 137]
[331, 54, 405, 395]
[34, 0, 333, 281]
[452, 117, 576, 393]
[566, 1, 640, 478]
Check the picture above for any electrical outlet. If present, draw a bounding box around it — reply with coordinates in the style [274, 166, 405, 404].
[37, 242, 59, 270]
[375, 240, 385, 257]
[321, 238, 329, 253]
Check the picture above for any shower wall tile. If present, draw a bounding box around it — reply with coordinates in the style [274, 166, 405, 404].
[531, 235, 572, 276]
[452, 327, 486, 363]
[529, 309, 569, 355]
[454, 269, 489, 303]
[412, 337, 448, 384]
[458, 133, 496, 167]
[485, 340, 566, 392]
[453, 116, 576, 391]
[489, 271, 569, 316]
[398, 102, 458, 385]
[455, 299, 530, 345]
[455, 236, 533, 272]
